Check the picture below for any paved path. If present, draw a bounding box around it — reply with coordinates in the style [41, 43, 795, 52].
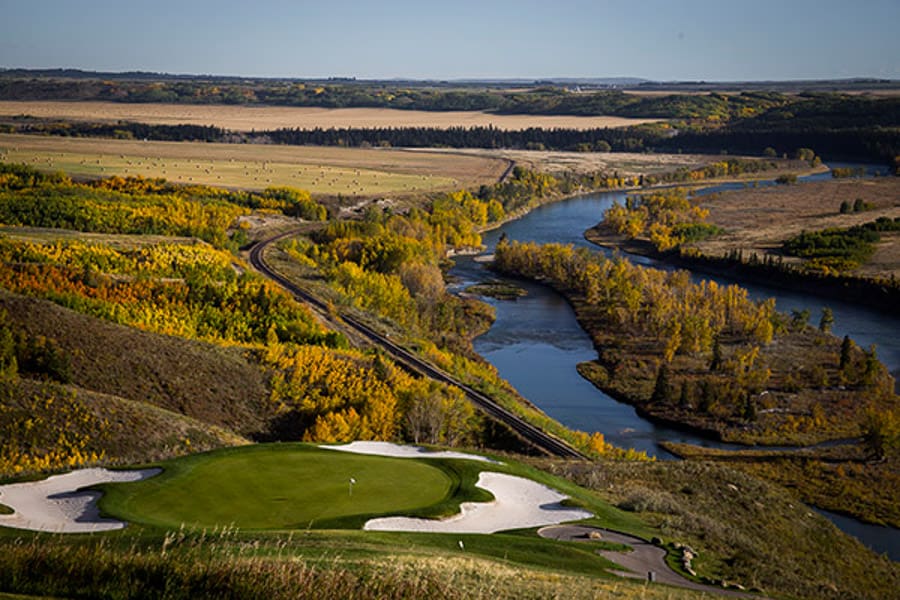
[538, 525, 765, 598]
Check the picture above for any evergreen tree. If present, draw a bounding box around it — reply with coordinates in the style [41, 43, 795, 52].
[709, 336, 723, 372]
[839, 335, 853, 371]
[651, 363, 672, 403]
[742, 394, 757, 422]
[678, 381, 692, 409]
[699, 380, 716, 413]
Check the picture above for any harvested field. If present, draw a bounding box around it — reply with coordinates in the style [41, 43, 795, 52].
[692, 177, 900, 280]
[0, 101, 661, 131]
[413, 148, 730, 177]
[0, 133, 505, 194]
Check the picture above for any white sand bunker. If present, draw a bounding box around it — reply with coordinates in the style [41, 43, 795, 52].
[0, 467, 160, 533]
[322, 441, 500, 463]
[325, 442, 591, 533]
[365, 471, 592, 533]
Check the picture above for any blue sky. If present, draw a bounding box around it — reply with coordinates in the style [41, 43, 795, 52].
[2, 0, 898, 81]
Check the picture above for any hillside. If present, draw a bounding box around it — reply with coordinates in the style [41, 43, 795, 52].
[1, 377, 248, 474]
[0, 289, 271, 437]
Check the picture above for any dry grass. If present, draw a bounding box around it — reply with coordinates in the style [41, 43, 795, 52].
[414, 148, 731, 177]
[0, 100, 660, 131]
[534, 457, 900, 600]
[0, 289, 272, 437]
[0, 226, 199, 248]
[0, 133, 509, 194]
[692, 178, 900, 280]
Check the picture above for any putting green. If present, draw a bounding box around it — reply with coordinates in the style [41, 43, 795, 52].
[100, 444, 455, 530]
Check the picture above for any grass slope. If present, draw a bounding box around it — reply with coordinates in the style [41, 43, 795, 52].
[536, 457, 900, 600]
[0, 289, 271, 437]
[0, 377, 248, 479]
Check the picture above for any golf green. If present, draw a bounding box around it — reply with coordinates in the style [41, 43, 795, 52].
[101, 444, 455, 529]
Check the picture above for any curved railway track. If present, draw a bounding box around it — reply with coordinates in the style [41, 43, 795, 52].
[248, 229, 586, 459]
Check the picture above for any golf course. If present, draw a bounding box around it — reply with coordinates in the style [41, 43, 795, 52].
[97, 443, 499, 530]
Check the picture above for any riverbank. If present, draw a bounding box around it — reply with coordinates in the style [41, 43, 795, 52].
[661, 440, 900, 531]
[473, 157, 827, 237]
[584, 176, 900, 316]
[586, 223, 900, 315]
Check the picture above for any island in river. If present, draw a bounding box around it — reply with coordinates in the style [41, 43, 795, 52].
[484, 173, 900, 529]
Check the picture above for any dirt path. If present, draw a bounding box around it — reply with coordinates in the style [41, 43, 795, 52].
[538, 525, 765, 598]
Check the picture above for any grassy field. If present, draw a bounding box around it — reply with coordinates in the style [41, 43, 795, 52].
[101, 444, 469, 529]
[0, 101, 661, 132]
[413, 148, 731, 177]
[692, 177, 900, 280]
[0, 133, 505, 194]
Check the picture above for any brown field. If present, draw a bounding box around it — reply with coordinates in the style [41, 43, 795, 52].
[0, 133, 506, 194]
[413, 148, 732, 177]
[692, 177, 900, 279]
[0, 100, 660, 132]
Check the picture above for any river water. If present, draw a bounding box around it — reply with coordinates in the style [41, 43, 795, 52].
[448, 165, 900, 559]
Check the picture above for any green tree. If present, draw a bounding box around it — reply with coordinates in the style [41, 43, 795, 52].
[651, 363, 672, 404]
[678, 381, 693, 409]
[709, 336, 723, 372]
[839, 335, 854, 372]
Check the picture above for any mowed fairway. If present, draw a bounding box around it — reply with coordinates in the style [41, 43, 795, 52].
[0, 133, 505, 193]
[99, 445, 457, 530]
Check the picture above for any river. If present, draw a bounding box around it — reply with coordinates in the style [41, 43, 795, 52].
[448, 164, 899, 559]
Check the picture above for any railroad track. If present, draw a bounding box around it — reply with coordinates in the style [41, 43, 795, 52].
[248, 229, 587, 459]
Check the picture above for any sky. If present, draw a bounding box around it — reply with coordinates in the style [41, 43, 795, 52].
[1, 0, 898, 81]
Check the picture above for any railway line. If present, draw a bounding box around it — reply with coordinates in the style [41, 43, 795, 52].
[248, 229, 587, 459]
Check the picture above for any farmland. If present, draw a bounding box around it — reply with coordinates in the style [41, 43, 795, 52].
[0, 101, 661, 132]
[414, 147, 768, 177]
[0, 133, 505, 194]
[691, 177, 900, 280]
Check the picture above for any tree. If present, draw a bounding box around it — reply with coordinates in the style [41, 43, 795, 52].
[819, 307, 834, 333]
[790, 308, 810, 331]
[698, 379, 716, 414]
[405, 393, 444, 445]
[742, 394, 757, 422]
[862, 344, 880, 387]
[709, 336, 723, 372]
[839, 335, 853, 371]
[862, 409, 900, 461]
[678, 381, 693, 409]
[651, 364, 672, 404]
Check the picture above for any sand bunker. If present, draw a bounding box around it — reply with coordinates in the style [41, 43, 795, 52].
[326, 442, 592, 533]
[0, 467, 160, 533]
[322, 441, 499, 463]
[365, 471, 592, 533]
